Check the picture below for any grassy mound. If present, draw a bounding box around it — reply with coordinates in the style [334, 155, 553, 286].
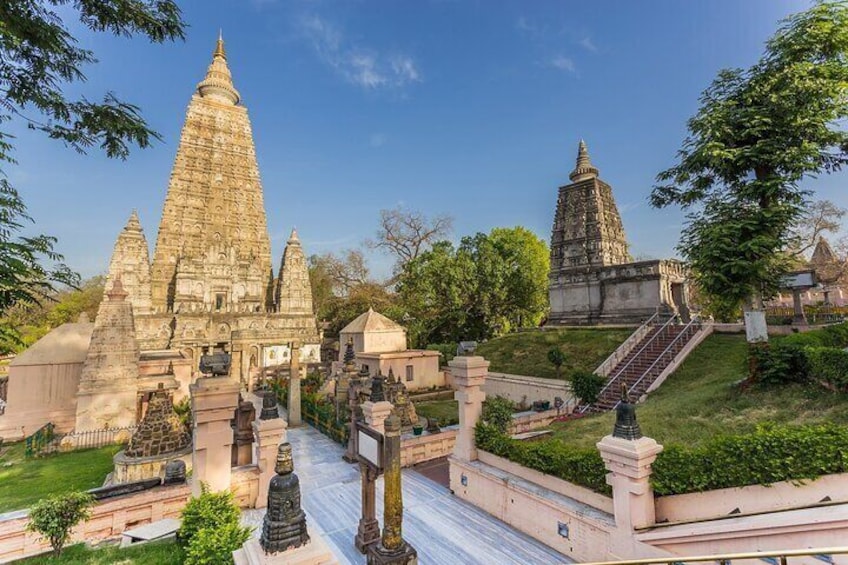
[21, 540, 183, 564]
[475, 328, 631, 380]
[550, 334, 848, 449]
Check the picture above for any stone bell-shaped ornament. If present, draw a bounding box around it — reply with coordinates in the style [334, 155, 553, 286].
[260, 390, 279, 420]
[370, 370, 386, 402]
[613, 382, 642, 440]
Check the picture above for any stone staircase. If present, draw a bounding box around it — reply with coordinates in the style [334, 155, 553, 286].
[578, 316, 702, 414]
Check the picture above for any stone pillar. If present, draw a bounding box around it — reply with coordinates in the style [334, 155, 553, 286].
[792, 289, 808, 325]
[367, 414, 417, 565]
[355, 463, 381, 553]
[362, 400, 393, 435]
[597, 396, 663, 531]
[449, 356, 489, 462]
[254, 413, 287, 509]
[232, 398, 256, 467]
[190, 376, 240, 496]
[288, 342, 302, 427]
[355, 399, 392, 553]
[343, 375, 362, 463]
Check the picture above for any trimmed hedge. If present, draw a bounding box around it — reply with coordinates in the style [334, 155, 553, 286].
[807, 347, 848, 391]
[475, 422, 610, 495]
[477, 422, 848, 498]
[652, 423, 848, 496]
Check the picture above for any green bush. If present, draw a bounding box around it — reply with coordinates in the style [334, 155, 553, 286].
[481, 396, 514, 433]
[185, 522, 252, 565]
[425, 343, 456, 364]
[475, 422, 610, 495]
[652, 424, 848, 496]
[547, 348, 566, 378]
[27, 491, 95, 557]
[178, 485, 241, 548]
[570, 370, 606, 405]
[806, 347, 848, 390]
[748, 342, 809, 385]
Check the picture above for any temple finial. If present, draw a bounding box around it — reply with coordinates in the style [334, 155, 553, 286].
[197, 31, 239, 105]
[570, 139, 599, 182]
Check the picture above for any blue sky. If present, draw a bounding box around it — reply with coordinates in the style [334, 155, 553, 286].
[8, 0, 845, 280]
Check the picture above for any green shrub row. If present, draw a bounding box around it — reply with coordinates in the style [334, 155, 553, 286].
[651, 423, 848, 496]
[749, 339, 848, 391]
[476, 422, 848, 498]
[806, 347, 848, 390]
[475, 422, 611, 495]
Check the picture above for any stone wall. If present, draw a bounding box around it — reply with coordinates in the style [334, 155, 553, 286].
[0, 363, 82, 441]
[0, 484, 190, 562]
[400, 428, 457, 467]
[483, 373, 574, 408]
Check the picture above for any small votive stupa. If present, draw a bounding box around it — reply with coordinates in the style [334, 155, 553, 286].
[112, 385, 192, 484]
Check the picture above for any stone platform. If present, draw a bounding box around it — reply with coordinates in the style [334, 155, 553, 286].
[234, 529, 337, 565]
[242, 424, 571, 564]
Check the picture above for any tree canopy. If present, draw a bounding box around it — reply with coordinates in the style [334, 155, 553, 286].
[397, 226, 549, 346]
[0, 1, 185, 331]
[651, 0, 848, 312]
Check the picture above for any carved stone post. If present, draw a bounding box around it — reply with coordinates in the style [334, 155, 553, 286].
[792, 289, 808, 325]
[367, 414, 417, 565]
[343, 374, 361, 463]
[288, 342, 302, 427]
[253, 403, 286, 509]
[355, 399, 393, 553]
[449, 356, 489, 463]
[232, 396, 256, 467]
[190, 376, 240, 496]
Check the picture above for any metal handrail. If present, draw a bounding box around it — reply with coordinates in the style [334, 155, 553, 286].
[595, 311, 661, 377]
[612, 315, 701, 411]
[581, 546, 848, 565]
[580, 313, 678, 413]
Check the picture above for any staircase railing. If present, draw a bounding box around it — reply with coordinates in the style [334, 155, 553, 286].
[579, 312, 679, 414]
[595, 311, 660, 378]
[582, 545, 848, 565]
[612, 315, 701, 411]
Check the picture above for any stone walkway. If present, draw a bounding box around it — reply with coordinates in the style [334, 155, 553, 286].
[243, 424, 571, 564]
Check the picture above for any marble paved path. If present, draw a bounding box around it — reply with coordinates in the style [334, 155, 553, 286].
[243, 424, 571, 565]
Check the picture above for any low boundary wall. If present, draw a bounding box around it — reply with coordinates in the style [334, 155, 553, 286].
[655, 472, 848, 524]
[400, 428, 457, 467]
[483, 372, 575, 408]
[0, 483, 190, 563]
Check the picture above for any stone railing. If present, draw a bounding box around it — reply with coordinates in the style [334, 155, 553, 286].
[400, 427, 457, 468]
[483, 372, 575, 408]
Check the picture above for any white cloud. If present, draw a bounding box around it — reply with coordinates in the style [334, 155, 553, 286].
[370, 133, 388, 147]
[297, 14, 421, 90]
[549, 55, 576, 73]
[578, 37, 597, 52]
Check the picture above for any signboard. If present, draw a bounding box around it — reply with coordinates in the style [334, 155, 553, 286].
[781, 270, 817, 290]
[356, 422, 384, 473]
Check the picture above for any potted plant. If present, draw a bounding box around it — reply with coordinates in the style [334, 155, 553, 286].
[412, 423, 424, 436]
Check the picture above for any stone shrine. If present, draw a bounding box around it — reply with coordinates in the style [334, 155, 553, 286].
[112, 385, 192, 484]
[548, 141, 689, 325]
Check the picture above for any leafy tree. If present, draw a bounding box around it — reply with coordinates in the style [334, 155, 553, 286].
[651, 1, 848, 314]
[367, 206, 453, 274]
[26, 491, 95, 557]
[0, 1, 185, 322]
[481, 396, 514, 433]
[396, 227, 549, 345]
[547, 348, 566, 379]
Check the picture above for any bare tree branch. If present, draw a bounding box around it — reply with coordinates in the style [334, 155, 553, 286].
[366, 206, 453, 270]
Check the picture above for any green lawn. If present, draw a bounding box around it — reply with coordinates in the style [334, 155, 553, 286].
[20, 540, 183, 564]
[475, 328, 632, 380]
[415, 400, 459, 427]
[550, 334, 848, 449]
[0, 443, 120, 513]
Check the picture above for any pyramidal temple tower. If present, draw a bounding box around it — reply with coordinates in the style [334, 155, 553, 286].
[106, 210, 152, 316]
[150, 33, 273, 315]
[275, 229, 314, 316]
[548, 141, 689, 325]
[100, 35, 320, 386]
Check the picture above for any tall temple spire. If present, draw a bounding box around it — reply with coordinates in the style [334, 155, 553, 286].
[569, 139, 600, 182]
[197, 32, 240, 105]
